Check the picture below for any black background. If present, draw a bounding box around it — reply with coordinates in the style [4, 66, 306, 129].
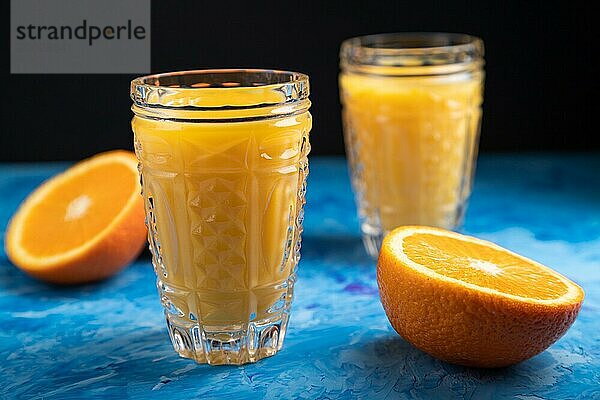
[1, 1, 597, 161]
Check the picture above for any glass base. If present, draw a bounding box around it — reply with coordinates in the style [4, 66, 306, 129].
[361, 223, 384, 259]
[165, 312, 289, 365]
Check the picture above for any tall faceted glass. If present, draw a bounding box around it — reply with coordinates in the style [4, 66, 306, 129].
[339, 33, 485, 257]
[131, 69, 311, 365]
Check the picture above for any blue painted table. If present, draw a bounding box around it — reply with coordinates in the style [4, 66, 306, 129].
[1, 155, 599, 399]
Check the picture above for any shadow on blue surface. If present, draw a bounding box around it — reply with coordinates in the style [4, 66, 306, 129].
[350, 335, 512, 376]
[0, 257, 128, 300]
[302, 234, 371, 266]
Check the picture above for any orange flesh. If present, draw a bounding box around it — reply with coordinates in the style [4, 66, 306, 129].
[403, 233, 569, 300]
[20, 162, 138, 256]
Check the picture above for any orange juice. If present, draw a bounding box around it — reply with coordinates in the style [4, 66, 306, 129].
[339, 33, 484, 256]
[131, 70, 311, 364]
[340, 73, 482, 228]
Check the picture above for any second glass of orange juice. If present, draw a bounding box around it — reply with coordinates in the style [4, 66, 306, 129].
[339, 33, 485, 257]
[131, 70, 311, 365]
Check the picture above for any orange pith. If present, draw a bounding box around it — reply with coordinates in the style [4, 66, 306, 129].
[5, 150, 147, 284]
[377, 226, 584, 368]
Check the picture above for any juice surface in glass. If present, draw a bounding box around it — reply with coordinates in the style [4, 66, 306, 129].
[131, 70, 311, 365]
[339, 33, 484, 256]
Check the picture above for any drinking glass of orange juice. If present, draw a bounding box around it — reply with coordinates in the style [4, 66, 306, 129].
[339, 33, 485, 257]
[131, 69, 311, 365]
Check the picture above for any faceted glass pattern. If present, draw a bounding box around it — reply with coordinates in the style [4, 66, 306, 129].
[339, 33, 484, 257]
[133, 98, 311, 364]
[341, 91, 483, 257]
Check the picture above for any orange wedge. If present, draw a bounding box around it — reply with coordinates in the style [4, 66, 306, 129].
[5, 150, 147, 284]
[377, 226, 584, 368]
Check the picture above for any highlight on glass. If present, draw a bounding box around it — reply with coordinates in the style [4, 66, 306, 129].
[339, 32, 485, 257]
[131, 69, 312, 365]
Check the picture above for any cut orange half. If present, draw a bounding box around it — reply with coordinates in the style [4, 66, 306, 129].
[5, 150, 147, 284]
[377, 226, 584, 368]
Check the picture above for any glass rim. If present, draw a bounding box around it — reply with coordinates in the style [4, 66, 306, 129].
[342, 32, 483, 54]
[130, 69, 310, 121]
[131, 68, 310, 108]
[340, 32, 484, 74]
[132, 68, 309, 90]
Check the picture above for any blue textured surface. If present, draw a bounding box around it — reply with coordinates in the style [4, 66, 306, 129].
[0, 155, 599, 399]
